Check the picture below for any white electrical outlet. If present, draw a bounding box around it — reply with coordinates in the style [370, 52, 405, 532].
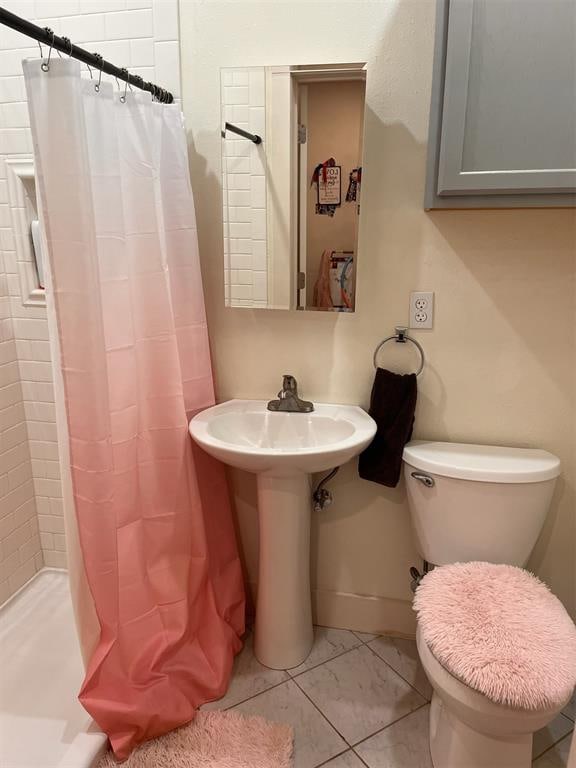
[409, 291, 434, 329]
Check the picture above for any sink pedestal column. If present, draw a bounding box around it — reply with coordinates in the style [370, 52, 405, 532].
[254, 472, 314, 669]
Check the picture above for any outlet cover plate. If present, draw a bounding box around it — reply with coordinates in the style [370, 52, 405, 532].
[409, 291, 434, 329]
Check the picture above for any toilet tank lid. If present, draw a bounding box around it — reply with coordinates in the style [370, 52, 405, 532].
[403, 441, 561, 483]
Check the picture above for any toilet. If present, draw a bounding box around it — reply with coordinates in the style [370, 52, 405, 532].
[402, 440, 576, 768]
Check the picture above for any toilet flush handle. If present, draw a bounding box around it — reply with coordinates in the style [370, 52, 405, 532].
[411, 472, 435, 488]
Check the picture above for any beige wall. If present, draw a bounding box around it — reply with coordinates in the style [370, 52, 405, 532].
[179, 0, 576, 631]
[305, 79, 365, 307]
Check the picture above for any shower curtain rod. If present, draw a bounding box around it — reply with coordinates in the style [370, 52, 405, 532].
[0, 5, 174, 103]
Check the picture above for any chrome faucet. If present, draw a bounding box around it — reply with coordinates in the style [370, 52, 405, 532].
[267, 375, 314, 413]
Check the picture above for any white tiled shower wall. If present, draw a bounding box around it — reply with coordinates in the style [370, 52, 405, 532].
[0, 0, 181, 603]
[221, 67, 268, 308]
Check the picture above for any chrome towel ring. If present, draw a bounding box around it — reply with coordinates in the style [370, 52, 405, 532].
[373, 326, 425, 376]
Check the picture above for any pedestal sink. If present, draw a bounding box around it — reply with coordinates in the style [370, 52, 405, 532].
[189, 399, 376, 669]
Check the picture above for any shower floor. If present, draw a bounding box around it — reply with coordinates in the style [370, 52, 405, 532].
[0, 569, 107, 768]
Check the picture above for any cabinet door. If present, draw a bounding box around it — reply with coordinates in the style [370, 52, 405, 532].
[426, 0, 576, 207]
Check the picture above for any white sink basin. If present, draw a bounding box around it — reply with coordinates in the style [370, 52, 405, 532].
[189, 399, 376, 475]
[189, 399, 376, 670]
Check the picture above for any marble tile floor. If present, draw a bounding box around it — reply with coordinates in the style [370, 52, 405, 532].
[203, 626, 576, 768]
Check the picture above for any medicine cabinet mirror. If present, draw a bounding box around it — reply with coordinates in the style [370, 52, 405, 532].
[220, 63, 368, 311]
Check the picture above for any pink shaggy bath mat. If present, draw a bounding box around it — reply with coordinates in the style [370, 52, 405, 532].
[414, 562, 576, 710]
[96, 710, 293, 767]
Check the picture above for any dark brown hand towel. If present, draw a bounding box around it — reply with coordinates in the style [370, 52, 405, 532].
[358, 368, 418, 487]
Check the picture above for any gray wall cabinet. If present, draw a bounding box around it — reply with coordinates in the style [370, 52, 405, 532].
[425, 0, 576, 209]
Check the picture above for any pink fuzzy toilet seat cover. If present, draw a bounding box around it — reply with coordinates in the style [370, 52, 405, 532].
[414, 562, 576, 710]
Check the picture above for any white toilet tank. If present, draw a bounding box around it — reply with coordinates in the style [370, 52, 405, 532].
[403, 441, 561, 567]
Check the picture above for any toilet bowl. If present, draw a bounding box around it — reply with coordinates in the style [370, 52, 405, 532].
[402, 440, 569, 768]
[417, 625, 571, 768]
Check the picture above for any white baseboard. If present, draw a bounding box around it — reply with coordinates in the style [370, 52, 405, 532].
[247, 581, 416, 638]
[312, 587, 416, 638]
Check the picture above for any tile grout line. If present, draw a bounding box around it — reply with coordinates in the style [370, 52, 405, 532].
[363, 639, 431, 702]
[351, 748, 371, 767]
[324, 633, 431, 707]
[291, 671, 357, 750]
[532, 718, 575, 761]
[288, 645, 428, 756]
[212, 655, 356, 767]
[351, 700, 431, 750]
[206, 634, 369, 719]
[313, 747, 364, 768]
[314, 748, 371, 768]
[204, 675, 291, 712]
[238, 627, 364, 679]
[288, 639, 364, 680]
[533, 731, 575, 767]
[213, 630, 431, 766]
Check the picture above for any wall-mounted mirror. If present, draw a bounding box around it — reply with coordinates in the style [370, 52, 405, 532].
[220, 63, 367, 311]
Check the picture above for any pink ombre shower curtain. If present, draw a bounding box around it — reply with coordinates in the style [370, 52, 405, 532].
[23, 59, 245, 759]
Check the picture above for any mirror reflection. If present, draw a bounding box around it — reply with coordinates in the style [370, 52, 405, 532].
[220, 63, 367, 311]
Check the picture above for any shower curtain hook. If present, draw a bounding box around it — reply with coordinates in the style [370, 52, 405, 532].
[41, 28, 54, 71]
[93, 53, 103, 92]
[119, 68, 129, 103]
[57, 36, 72, 58]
